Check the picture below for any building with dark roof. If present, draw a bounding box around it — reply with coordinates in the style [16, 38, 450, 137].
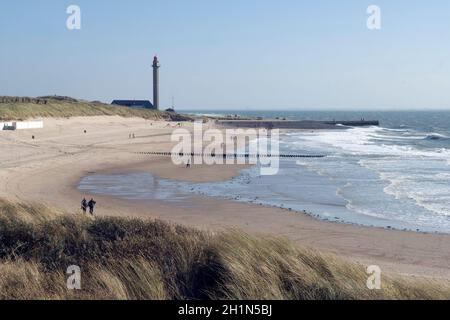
[111, 56, 161, 110]
[111, 100, 155, 109]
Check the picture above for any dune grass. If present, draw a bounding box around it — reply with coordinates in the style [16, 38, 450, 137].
[0, 96, 190, 121]
[0, 198, 449, 300]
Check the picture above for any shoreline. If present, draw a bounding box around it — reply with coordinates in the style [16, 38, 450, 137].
[1, 116, 450, 279]
[78, 165, 449, 237]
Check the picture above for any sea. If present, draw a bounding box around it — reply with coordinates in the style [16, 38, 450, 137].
[79, 110, 450, 234]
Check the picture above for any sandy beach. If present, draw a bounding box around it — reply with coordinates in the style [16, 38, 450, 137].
[1, 116, 449, 279]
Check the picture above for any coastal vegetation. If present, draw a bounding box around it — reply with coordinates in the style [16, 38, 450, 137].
[0, 96, 191, 121]
[0, 199, 449, 300]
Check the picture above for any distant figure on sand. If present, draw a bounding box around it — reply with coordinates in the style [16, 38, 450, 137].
[186, 159, 191, 168]
[88, 198, 97, 215]
[81, 198, 87, 214]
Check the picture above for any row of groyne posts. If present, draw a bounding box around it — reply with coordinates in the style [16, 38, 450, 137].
[135, 151, 326, 159]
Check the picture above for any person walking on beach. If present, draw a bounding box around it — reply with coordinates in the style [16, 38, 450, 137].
[81, 198, 87, 214]
[88, 198, 97, 215]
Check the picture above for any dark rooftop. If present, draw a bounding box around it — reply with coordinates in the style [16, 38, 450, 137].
[111, 100, 155, 109]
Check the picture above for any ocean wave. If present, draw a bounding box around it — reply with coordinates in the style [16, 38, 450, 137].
[286, 126, 450, 222]
[345, 203, 388, 220]
[289, 126, 450, 160]
[425, 133, 449, 141]
[378, 171, 450, 216]
[436, 172, 450, 179]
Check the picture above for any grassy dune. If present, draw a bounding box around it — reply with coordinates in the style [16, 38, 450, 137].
[0, 96, 190, 121]
[0, 199, 449, 300]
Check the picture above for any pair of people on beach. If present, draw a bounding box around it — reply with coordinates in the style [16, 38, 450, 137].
[81, 198, 96, 215]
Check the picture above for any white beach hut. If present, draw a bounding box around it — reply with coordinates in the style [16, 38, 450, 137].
[1, 120, 44, 130]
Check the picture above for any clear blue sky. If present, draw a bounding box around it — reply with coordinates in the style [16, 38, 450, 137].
[1, 0, 450, 110]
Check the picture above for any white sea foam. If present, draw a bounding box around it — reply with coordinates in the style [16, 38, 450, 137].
[288, 126, 450, 223]
[436, 172, 450, 179]
[379, 171, 450, 216]
[296, 127, 450, 159]
[312, 127, 450, 215]
[345, 203, 388, 220]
